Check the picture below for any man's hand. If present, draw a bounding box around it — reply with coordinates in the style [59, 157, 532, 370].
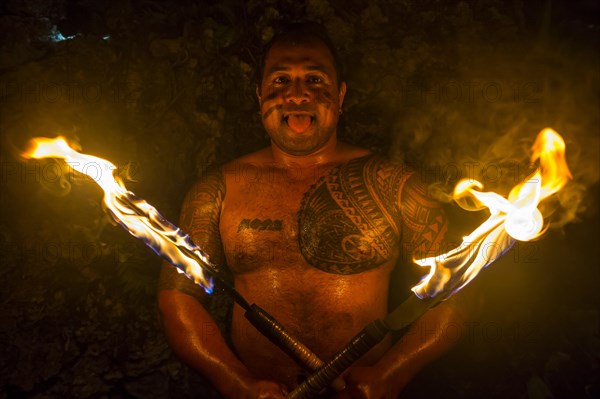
[228, 376, 289, 399]
[332, 365, 404, 399]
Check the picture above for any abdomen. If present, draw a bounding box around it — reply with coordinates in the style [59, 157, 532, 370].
[230, 263, 394, 387]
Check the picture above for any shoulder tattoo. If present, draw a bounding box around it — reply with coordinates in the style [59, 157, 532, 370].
[399, 174, 448, 259]
[298, 156, 411, 274]
[157, 168, 229, 299]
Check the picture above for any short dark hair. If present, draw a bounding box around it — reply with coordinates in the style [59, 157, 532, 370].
[256, 21, 344, 89]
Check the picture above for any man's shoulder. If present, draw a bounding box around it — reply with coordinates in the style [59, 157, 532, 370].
[335, 142, 371, 162]
[341, 147, 414, 176]
[211, 144, 416, 183]
[218, 144, 372, 173]
[186, 165, 226, 197]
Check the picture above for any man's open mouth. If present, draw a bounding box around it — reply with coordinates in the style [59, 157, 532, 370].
[284, 113, 315, 133]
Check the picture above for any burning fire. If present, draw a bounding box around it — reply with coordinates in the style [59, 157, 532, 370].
[412, 128, 572, 299]
[22, 136, 214, 293]
[21, 129, 571, 303]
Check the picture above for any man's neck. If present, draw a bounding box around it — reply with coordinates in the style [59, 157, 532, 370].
[269, 135, 340, 168]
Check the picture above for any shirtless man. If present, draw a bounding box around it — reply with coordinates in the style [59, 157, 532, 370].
[158, 22, 464, 399]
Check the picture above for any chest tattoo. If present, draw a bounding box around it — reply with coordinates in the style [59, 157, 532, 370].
[298, 156, 411, 274]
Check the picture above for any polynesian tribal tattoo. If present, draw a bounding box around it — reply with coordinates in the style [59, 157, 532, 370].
[157, 168, 227, 299]
[398, 172, 448, 260]
[299, 156, 406, 274]
[298, 155, 447, 275]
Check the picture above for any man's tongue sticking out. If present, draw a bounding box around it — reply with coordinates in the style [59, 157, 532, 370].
[287, 114, 312, 133]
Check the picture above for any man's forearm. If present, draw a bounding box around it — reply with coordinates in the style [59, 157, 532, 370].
[158, 290, 253, 397]
[375, 302, 465, 394]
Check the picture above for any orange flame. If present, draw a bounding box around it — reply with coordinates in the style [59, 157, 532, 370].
[23, 136, 214, 292]
[412, 128, 572, 299]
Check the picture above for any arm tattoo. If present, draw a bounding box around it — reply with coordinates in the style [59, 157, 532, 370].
[399, 173, 448, 260]
[157, 167, 228, 301]
[298, 156, 410, 274]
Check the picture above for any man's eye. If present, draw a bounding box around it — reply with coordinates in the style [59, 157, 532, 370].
[307, 76, 323, 84]
[273, 76, 290, 84]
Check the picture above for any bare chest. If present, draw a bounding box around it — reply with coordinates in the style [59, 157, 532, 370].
[220, 172, 310, 274]
[220, 158, 402, 276]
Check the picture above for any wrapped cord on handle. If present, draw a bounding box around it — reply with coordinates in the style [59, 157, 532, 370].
[287, 319, 389, 399]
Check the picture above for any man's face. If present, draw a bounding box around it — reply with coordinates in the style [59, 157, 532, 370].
[257, 39, 346, 156]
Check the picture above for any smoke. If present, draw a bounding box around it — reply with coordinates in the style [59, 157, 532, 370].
[389, 35, 599, 229]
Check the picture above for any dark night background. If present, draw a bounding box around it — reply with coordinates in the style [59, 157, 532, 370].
[0, 0, 598, 398]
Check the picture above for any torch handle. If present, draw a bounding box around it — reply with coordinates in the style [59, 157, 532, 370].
[287, 319, 389, 399]
[244, 305, 347, 392]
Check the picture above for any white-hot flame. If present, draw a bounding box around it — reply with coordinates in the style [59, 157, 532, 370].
[23, 136, 214, 293]
[412, 128, 572, 299]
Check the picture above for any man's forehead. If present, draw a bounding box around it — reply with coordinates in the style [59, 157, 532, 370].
[264, 39, 336, 71]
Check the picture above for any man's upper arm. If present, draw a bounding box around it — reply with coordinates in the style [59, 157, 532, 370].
[398, 172, 448, 261]
[395, 170, 483, 322]
[157, 167, 227, 301]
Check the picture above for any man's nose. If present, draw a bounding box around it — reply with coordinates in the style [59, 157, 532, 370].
[285, 79, 309, 103]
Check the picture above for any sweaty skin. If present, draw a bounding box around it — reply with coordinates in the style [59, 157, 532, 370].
[221, 150, 448, 387]
[158, 37, 463, 398]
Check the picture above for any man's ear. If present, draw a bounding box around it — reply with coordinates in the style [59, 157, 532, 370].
[256, 85, 261, 103]
[338, 82, 347, 109]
